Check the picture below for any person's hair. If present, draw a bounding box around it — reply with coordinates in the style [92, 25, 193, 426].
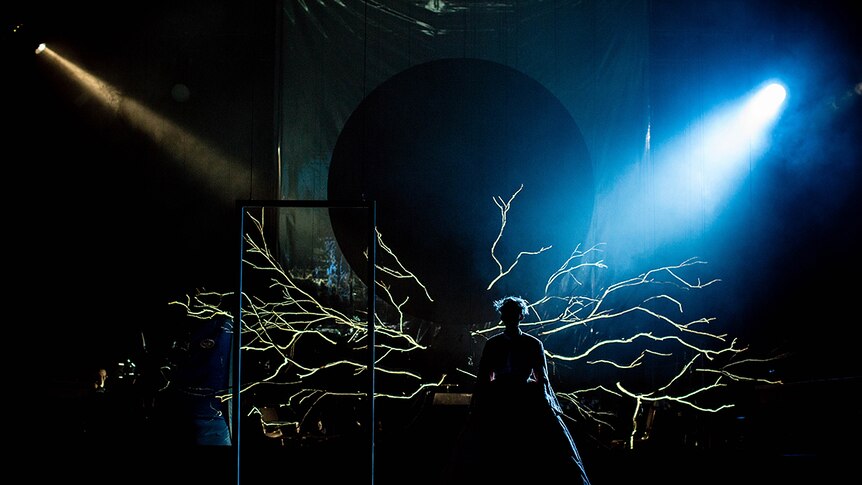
[493, 295, 529, 319]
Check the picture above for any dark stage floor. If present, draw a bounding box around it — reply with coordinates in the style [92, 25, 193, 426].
[45, 377, 857, 485]
[46, 427, 850, 485]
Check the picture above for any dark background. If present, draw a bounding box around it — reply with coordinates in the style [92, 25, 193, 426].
[6, 1, 860, 483]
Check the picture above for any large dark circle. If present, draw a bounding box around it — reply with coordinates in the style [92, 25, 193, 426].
[329, 58, 594, 326]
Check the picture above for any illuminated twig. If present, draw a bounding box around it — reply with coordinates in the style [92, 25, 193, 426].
[171, 209, 445, 438]
[487, 184, 552, 290]
[174, 191, 784, 450]
[543, 243, 608, 294]
[376, 229, 434, 303]
[468, 184, 783, 449]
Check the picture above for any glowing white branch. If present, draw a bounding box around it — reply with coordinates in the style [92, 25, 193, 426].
[487, 184, 552, 290]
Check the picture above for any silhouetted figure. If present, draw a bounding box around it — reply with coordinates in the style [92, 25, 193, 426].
[83, 367, 119, 446]
[468, 296, 591, 485]
[94, 368, 108, 393]
[161, 314, 233, 446]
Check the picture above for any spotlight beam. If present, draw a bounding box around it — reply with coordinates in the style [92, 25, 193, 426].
[38, 46, 250, 198]
[592, 80, 788, 254]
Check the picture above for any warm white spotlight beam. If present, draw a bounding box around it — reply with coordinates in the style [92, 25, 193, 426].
[39, 47, 251, 197]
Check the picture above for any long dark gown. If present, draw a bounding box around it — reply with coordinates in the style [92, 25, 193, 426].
[456, 330, 591, 485]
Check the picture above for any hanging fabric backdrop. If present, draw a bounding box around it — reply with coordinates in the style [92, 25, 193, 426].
[278, 0, 650, 326]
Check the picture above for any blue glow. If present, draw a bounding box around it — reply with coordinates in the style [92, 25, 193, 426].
[589, 79, 789, 267]
[741, 81, 787, 133]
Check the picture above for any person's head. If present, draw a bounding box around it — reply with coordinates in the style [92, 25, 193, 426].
[493, 296, 529, 325]
[94, 368, 108, 389]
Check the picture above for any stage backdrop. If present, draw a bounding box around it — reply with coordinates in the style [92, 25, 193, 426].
[277, 0, 650, 327]
[242, 0, 861, 464]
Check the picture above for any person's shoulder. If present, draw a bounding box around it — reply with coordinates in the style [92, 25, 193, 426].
[519, 332, 543, 346]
